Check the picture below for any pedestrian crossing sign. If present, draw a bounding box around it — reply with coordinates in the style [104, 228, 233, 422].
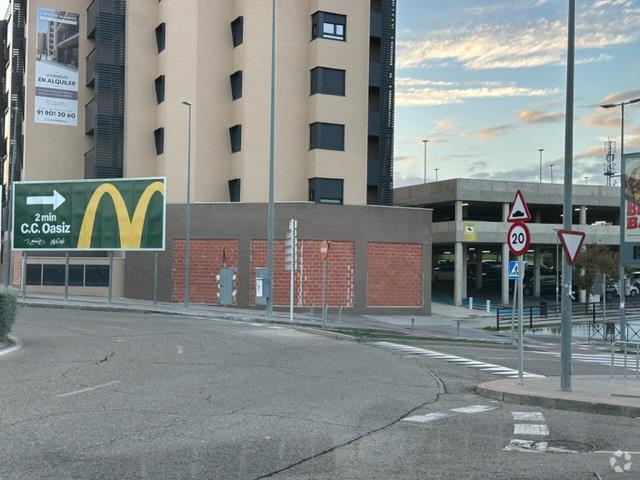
[508, 261, 519, 280]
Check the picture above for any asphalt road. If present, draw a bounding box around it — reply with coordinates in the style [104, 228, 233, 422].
[1, 306, 638, 479]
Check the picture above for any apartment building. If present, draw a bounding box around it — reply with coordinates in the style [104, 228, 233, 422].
[0, 0, 431, 313]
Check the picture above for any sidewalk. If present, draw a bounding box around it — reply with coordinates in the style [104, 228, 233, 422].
[477, 375, 640, 418]
[16, 293, 510, 342]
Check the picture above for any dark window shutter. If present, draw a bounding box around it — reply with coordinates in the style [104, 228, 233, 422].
[308, 178, 344, 205]
[154, 75, 165, 104]
[231, 17, 243, 47]
[229, 125, 242, 153]
[228, 178, 241, 202]
[155, 23, 166, 52]
[310, 67, 345, 96]
[230, 71, 242, 100]
[310, 122, 344, 151]
[154, 128, 164, 155]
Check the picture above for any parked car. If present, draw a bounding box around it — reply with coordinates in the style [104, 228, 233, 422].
[606, 279, 640, 298]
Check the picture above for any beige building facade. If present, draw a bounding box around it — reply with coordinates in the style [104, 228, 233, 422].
[0, 0, 399, 301]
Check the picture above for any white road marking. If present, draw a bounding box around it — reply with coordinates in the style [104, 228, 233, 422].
[403, 412, 451, 423]
[593, 450, 640, 455]
[513, 424, 549, 436]
[371, 341, 545, 378]
[56, 380, 121, 398]
[512, 412, 545, 422]
[0, 338, 21, 358]
[450, 405, 497, 414]
[177, 345, 184, 354]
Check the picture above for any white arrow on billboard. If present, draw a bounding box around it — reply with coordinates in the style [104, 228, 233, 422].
[26, 190, 66, 210]
[557, 229, 586, 265]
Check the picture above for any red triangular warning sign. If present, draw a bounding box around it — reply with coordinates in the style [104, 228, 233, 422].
[507, 190, 532, 223]
[557, 230, 586, 265]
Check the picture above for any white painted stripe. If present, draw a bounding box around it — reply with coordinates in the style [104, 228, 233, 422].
[177, 345, 183, 354]
[480, 366, 516, 372]
[56, 381, 121, 398]
[450, 405, 497, 414]
[0, 340, 21, 358]
[402, 412, 451, 423]
[593, 451, 640, 455]
[512, 412, 545, 422]
[513, 424, 549, 436]
[493, 370, 521, 375]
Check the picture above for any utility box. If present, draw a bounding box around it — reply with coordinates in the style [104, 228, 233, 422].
[255, 267, 269, 306]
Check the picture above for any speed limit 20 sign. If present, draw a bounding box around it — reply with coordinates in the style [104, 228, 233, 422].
[507, 222, 531, 256]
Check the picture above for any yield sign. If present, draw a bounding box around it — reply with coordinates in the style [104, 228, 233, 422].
[507, 190, 532, 223]
[557, 230, 586, 265]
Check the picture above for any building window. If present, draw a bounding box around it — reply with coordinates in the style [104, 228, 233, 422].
[230, 71, 242, 100]
[155, 23, 166, 53]
[154, 128, 164, 155]
[85, 265, 110, 287]
[310, 122, 344, 151]
[154, 75, 165, 104]
[228, 178, 241, 202]
[308, 178, 344, 205]
[229, 125, 242, 153]
[310, 67, 345, 96]
[26, 264, 42, 286]
[311, 11, 346, 41]
[231, 16, 243, 47]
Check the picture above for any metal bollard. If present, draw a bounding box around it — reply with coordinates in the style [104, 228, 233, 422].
[486, 300, 491, 313]
[469, 297, 473, 310]
[411, 318, 415, 333]
[457, 319, 461, 336]
[338, 306, 343, 324]
[310, 304, 314, 322]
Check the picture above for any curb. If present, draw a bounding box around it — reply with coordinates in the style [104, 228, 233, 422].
[476, 384, 640, 419]
[0, 335, 21, 358]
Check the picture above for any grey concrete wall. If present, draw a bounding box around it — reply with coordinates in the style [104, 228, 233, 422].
[124, 202, 433, 314]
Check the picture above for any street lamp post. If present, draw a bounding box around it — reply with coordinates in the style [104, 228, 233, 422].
[265, 0, 278, 318]
[181, 101, 192, 309]
[434, 168, 439, 182]
[538, 148, 544, 184]
[549, 164, 555, 184]
[601, 96, 640, 343]
[422, 139, 429, 184]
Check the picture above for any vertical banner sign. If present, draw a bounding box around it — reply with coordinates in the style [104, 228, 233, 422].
[35, 8, 79, 126]
[13, 177, 166, 251]
[623, 153, 640, 264]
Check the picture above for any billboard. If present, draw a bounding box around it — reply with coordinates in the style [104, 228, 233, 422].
[622, 153, 640, 264]
[13, 177, 166, 251]
[35, 8, 79, 126]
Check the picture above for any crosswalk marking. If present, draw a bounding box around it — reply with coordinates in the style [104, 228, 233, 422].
[512, 412, 545, 421]
[403, 412, 452, 423]
[402, 404, 497, 424]
[514, 424, 549, 436]
[449, 405, 496, 414]
[370, 342, 545, 379]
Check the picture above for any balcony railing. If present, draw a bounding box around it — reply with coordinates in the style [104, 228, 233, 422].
[84, 148, 96, 178]
[86, 48, 96, 86]
[85, 98, 96, 134]
[87, 0, 97, 38]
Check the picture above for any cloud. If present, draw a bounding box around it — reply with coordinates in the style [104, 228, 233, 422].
[599, 88, 640, 106]
[516, 109, 565, 124]
[397, 1, 640, 70]
[396, 78, 559, 106]
[467, 124, 517, 141]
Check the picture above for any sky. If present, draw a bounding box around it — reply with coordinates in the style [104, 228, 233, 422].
[394, 0, 640, 187]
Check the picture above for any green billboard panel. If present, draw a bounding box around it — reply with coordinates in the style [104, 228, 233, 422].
[13, 177, 166, 251]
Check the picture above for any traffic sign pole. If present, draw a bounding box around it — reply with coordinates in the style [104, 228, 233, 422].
[518, 257, 524, 385]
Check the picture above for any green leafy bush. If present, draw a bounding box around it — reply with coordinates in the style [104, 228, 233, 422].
[0, 287, 17, 340]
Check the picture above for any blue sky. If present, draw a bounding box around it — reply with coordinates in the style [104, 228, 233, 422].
[394, 0, 640, 186]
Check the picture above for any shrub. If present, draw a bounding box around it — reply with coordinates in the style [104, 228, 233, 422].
[0, 287, 17, 340]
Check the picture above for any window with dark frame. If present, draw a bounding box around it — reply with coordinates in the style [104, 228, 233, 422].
[309, 122, 344, 151]
[154, 128, 164, 155]
[228, 178, 241, 202]
[229, 125, 242, 153]
[230, 71, 242, 100]
[308, 178, 344, 205]
[311, 11, 346, 41]
[85, 265, 110, 287]
[310, 67, 345, 96]
[155, 23, 166, 52]
[154, 75, 165, 104]
[231, 16, 243, 47]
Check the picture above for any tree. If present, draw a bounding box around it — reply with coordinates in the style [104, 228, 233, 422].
[572, 245, 618, 297]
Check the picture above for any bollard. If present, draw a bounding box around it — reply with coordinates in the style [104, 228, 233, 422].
[496, 309, 500, 332]
[411, 318, 415, 333]
[338, 306, 343, 324]
[457, 319, 461, 336]
[486, 300, 491, 313]
[310, 304, 314, 322]
[469, 297, 473, 310]
[529, 307, 533, 329]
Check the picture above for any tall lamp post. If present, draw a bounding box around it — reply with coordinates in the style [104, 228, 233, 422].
[549, 164, 555, 184]
[601, 96, 640, 342]
[538, 148, 544, 184]
[181, 101, 193, 309]
[422, 139, 429, 183]
[265, 0, 277, 318]
[434, 168, 439, 182]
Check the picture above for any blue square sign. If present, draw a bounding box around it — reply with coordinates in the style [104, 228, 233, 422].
[508, 261, 520, 281]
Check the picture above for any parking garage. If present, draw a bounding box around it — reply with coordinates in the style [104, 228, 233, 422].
[395, 178, 620, 306]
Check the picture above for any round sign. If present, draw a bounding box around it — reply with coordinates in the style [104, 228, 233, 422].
[507, 222, 530, 256]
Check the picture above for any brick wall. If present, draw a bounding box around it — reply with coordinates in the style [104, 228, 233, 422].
[172, 239, 238, 304]
[249, 239, 355, 307]
[367, 243, 422, 307]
